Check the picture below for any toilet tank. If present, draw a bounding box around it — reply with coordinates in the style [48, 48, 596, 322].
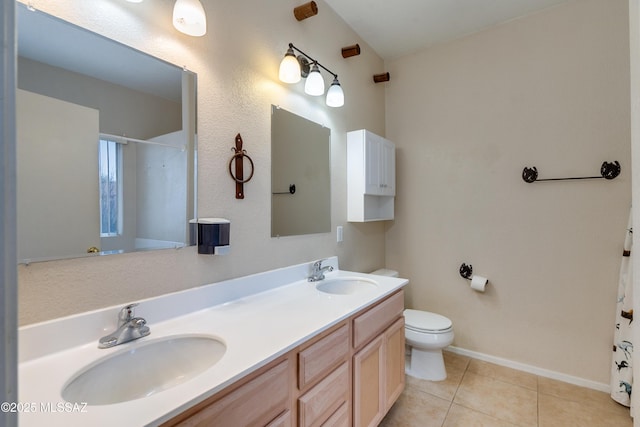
[370, 268, 399, 277]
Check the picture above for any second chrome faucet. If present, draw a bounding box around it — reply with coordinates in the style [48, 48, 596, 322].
[98, 303, 150, 349]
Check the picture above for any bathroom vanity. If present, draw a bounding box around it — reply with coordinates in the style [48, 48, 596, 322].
[18, 258, 407, 427]
[163, 288, 404, 427]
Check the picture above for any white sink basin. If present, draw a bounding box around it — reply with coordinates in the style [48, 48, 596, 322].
[62, 335, 226, 405]
[315, 277, 378, 295]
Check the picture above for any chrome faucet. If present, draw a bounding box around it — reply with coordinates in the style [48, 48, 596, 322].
[308, 259, 334, 282]
[98, 303, 150, 349]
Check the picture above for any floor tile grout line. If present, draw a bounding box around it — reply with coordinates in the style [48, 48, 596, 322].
[439, 356, 471, 426]
[440, 400, 454, 427]
[454, 360, 540, 427]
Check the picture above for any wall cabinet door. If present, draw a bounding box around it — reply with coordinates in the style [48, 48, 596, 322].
[379, 139, 395, 196]
[363, 132, 395, 197]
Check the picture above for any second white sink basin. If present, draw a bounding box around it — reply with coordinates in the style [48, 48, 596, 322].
[62, 334, 226, 405]
[315, 277, 378, 295]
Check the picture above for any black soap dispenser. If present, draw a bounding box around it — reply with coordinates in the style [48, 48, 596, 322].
[190, 218, 231, 255]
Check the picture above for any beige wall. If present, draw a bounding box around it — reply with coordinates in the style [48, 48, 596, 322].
[18, 57, 182, 140]
[17, 0, 386, 325]
[385, 0, 631, 385]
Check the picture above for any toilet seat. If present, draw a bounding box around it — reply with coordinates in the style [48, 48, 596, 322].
[404, 309, 452, 334]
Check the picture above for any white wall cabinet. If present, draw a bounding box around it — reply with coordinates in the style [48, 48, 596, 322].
[347, 129, 395, 222]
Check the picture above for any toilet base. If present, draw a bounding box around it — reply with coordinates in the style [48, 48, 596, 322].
[406, 347, 447, 381]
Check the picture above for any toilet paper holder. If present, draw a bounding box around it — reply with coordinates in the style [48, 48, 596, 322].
[459, 263, 473, 280]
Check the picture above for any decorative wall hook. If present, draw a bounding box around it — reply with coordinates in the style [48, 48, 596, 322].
[373, 72, 390, 83]
[522, 161, 620, 183]
[459, 263, 473, 280]
[341, 44, 361, 58]
[293, 1, 318, 21]
[228, 133, 254, 199]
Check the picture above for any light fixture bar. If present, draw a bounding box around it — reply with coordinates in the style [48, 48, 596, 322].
[287, 43, 337, 79]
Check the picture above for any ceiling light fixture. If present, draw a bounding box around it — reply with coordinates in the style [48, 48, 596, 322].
[279, 43, 344, 107]
[173, 0, 207, 37]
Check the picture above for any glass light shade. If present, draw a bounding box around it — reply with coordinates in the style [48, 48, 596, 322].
[304, 63, 325, 96]
[326, 78, 344, 107]
[126, 0, 144, 3]
[173, 0, 207, 37]
[279, 49, 301, 84]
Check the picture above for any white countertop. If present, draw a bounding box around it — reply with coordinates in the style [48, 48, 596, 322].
[18, 258, 407, 426]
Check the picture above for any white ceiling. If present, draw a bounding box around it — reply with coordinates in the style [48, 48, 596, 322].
[324, 0, 570, 60]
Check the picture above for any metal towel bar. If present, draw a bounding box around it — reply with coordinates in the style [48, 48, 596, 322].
[522, 161, 620, 183]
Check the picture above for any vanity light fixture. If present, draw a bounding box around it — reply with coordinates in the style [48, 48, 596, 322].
[279, 46, 302, 84]
[173, 0, 207, 37]
[125, 0, 144, 3]
[279, 43, 344, 107]
[326, 78, 345, 107]
[304, 62, 325, 96]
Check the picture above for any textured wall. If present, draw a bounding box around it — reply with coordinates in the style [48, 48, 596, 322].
[385, 0, 631, 385]
[17, 0, 387, 325]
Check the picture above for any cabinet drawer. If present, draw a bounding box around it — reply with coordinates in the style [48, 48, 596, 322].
[168, 359, 290, 427]
[353, 290, 404, 349]
[267, 410, 292, 427]
[298, 323, 349, 390]
[322, 401, 349, 427]
[298, 362, 349, 427]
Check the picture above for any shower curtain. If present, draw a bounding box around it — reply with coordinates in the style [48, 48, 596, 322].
[611, 208, 633, 407]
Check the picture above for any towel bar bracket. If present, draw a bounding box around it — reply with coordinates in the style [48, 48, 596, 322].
[459, 263, 473, 280]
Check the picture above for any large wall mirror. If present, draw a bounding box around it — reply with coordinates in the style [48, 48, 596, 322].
[271, 106, 330, 237]
[16, 4, 197, 263]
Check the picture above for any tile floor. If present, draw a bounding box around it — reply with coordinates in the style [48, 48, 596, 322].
[379, 351, 633, 427]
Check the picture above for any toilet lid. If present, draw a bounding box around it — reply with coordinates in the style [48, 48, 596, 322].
[404, 309, 452, 332]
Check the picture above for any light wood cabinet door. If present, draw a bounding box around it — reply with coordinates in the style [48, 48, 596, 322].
[385, 317, 405, 409]
[353, 334, 385, 427]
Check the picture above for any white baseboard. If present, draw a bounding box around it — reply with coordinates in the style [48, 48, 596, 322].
[447, 346, 610, 393]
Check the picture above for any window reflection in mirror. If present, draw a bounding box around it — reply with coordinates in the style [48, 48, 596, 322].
[271, 106, 331, 237]
[16, 4, 197, 263]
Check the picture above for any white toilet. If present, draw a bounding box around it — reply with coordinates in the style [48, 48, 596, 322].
[371, 269, 454, 381]
[404, 309, 454, 381]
